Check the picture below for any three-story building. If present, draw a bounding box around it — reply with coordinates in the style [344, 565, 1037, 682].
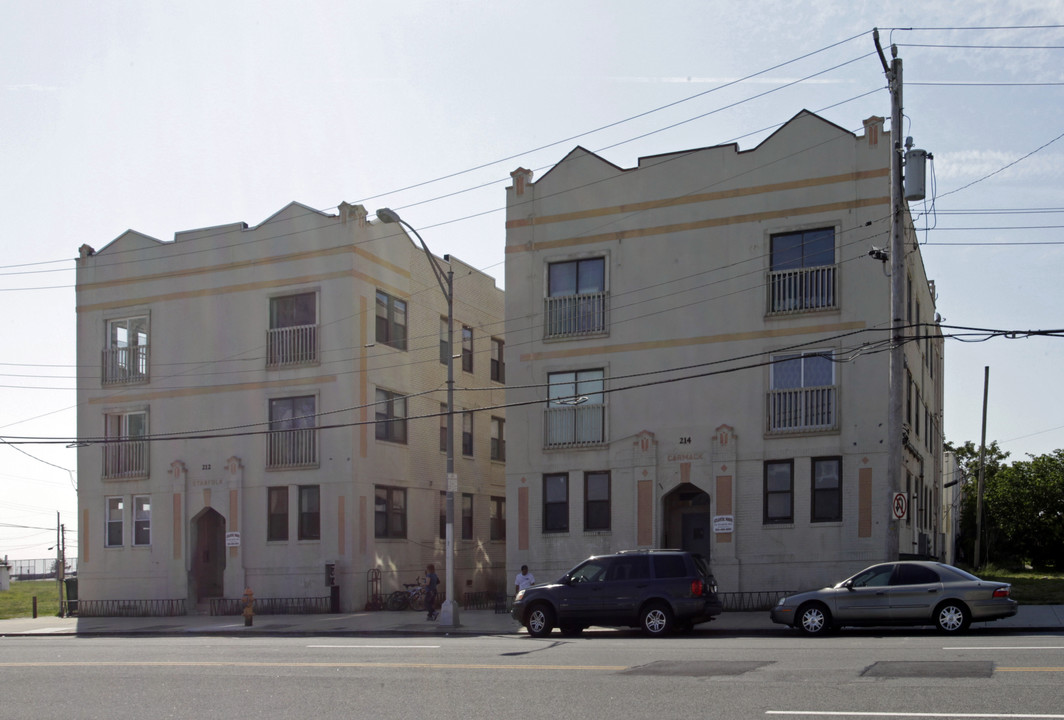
[504, 111, 944, 593]
[75, 201, 506, 612]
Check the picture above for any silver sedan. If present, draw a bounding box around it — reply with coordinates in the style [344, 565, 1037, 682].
[770, 561, 1018, 635]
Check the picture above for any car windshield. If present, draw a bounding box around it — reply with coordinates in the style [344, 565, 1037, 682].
[840, 564, 894, 588]
[567, 560, 609, 583]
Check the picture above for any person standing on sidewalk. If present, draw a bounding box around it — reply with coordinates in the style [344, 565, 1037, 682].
[514, 565, 535, 595]
[424, 564, 440, 620]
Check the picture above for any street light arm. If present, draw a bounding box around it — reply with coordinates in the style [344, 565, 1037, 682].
[376, 208, 450, 300]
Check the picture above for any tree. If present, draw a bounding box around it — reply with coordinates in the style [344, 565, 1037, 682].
[984, 450, 1064, 569]
[946, 440, 1009, 567]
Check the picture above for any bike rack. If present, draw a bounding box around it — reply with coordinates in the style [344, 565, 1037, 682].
[365, 568, 383, 611]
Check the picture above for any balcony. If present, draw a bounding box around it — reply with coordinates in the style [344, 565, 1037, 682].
[544, 403, 605, 449]
[544, 291, 609, 339]
[267, 427, 318, 469]
[267, 324, 318, 368]
[767, 265, 837, 315]
[102, 346, 150, 385]
[103, 440, 149, 479]
[766, 386, 837, 434]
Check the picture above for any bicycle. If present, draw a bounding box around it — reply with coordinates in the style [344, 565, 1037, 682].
[386, 577, 426, 611]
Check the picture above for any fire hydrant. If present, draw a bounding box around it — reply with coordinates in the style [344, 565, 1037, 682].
[242, 587, 254, 627]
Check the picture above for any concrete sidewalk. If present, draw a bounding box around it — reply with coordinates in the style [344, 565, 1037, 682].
[1, 604, 1061, 637]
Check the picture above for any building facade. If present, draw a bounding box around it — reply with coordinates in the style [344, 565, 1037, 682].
[504, 111, 944, 593]
[75, 202, 506, 612]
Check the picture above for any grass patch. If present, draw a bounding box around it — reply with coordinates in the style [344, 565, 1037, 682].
[0, 579, 63, 619]
[969, 566, 1064, 605]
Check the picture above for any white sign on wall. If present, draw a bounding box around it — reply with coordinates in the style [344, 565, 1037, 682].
[713, 515, 734, 533]
[225, 532, 241, 547]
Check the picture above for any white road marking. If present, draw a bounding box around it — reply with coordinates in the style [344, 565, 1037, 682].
[943, 646, 1064, 651]
[767, 713, 1064, 718]
[307, 644, 441, 649]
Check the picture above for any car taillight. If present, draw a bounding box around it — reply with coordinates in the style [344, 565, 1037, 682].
[691, 579, 704, 596]
[993, 586, 1010, 598]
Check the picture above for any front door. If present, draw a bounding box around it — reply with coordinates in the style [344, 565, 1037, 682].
[192, 508, 226, 601]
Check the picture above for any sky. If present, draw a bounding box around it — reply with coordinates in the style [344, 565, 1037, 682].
[2, 1, 1062, 562]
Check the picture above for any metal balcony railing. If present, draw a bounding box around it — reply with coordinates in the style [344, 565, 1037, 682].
[102, 346, 150, 384]
[102, 440, 149, 479]
[767, 265, 837, 314]
[544, 291, 609, 339]
[267, 324, 318, 367]
[766, 386, 838, 433]
[267, 427, 318, 469]
[544, 403, 605, 448]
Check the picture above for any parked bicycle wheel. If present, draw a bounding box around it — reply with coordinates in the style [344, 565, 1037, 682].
[386, 591, 409, 611]
[410, 590, 425, 612]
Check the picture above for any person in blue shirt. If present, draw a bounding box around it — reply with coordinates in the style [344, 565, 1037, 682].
[424, 564, 440, 620]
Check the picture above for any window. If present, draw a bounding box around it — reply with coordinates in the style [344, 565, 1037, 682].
[653, 554, 688, 579]
[439, 403, 448, 452]
[461, 326, 473, 373]
[764, 460, 793, 524]
[490, 338, 505, 383]
[106, 497, 123, 547]
[584, 471, 611, 531]
[267, 486, 289, 541]
[767, 352, 836, 432]
[545, 257, 607, 338]
[490, 496, 505, 541]
[103, 410, 149, 479]
[104, 316, 149, 384]
[375, 389, 407, 443]
[768, 227, 836, 312]
[298, 485, 320, 540]
[268, 292, 317, 366]
[462, 410, 473, 456]
[892, 563, 940, 585]
[461, 493, 473, 540]
[375, 290, 407, 350]
[811, 457, 842, 522]
[545, 369, 605, 447]
[374, 486, 406, 539]
[543, 473, 569, 533]
[268, 395, 317, 468]
[133, 495, 151, 546]
[490, 417, 505, 461]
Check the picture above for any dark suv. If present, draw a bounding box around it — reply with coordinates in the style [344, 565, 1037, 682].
[511, 549, 723, 637]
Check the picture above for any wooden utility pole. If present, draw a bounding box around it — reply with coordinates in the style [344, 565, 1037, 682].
[875, 28, 905, 559]
[974, 366, 990, 569]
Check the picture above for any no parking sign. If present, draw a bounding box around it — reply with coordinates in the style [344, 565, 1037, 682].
[892, 492, 908, 520]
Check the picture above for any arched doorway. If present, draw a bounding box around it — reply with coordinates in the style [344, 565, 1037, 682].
[191, 508, 226, 601]
[662, 483, 712, 560]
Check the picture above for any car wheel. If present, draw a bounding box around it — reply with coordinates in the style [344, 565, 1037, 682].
[796, 602, 832, 636]
[559, 624, 583, 637]
[934, 601, 971, 633]
[526, 604, 555, 638]
[640, 602, 674, 636]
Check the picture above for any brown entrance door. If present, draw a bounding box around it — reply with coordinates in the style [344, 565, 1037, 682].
[192, 508, 226, 601]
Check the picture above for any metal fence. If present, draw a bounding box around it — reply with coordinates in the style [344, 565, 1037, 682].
[7, 558, 78, 580]
[210, 596, 331, 616]
[719, 590, 794, 612]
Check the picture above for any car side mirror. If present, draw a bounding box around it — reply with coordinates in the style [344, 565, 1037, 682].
[844, 580, 855, 591]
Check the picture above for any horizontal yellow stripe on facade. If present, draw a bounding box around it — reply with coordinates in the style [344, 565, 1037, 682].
[506, 168, 889, 230]
[77, 243, 409, 312]
[520, 321, 867, 363]
[507, 196, 889, 254]
[87, 374, 336, 404]
[77, 266, 406, 314]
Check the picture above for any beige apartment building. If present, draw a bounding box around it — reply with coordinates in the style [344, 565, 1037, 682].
[504, 111, 944, 594]
[75, 201, 506, 612]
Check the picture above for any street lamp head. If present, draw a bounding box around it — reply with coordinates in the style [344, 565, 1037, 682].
[376, 208, 402, 224]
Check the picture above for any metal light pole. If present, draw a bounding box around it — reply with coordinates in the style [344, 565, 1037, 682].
[376, 208, 459, 628]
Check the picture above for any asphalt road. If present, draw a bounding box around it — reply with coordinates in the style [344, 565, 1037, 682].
[2, 629, 1062, 719]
